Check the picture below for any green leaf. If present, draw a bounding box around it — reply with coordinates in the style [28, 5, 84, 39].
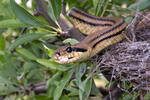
[74, 63, 92, 100]
[78, 79, 92, 100]
[24, 62, 38, 73]
[75, 66, 84, 100]
[9, 33, 45, 51]
[26, 69, 39, 79]
[63, 38, 79, 45]
[75, 63, 87, 91]
[0, 35, 5, 51]
[129, 0, 150, 11]
[16, 48, 37, 60]
[48, 0, 62, 23]
[144, 91, 150, 99]
[48, 2, 57, 23]
[50, 0, 62, 20]
[122, 92, 137, 100]
[0, 19, 31, 28]
[36, 59, 71, 71]
[54, 69, 74, 100]
[43, 44, 55, 57]
[0, 76, 18, 95]
[60, 95, 70, 100]
[0, 52, 17, 79]
[66, 86, 79, 96]
[84, 79, 93, 99]
[10, 0, 43, 26]
[35, 95, 52, 100]
[47, 72, 62, 97]
[47, 72, 62, 87]
[121, 82, 133, 90]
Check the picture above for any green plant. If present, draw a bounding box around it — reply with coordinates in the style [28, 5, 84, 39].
[0, 0, 150, 100]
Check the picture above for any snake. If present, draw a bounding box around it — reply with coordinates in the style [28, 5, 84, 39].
[53, 8, 127, 64]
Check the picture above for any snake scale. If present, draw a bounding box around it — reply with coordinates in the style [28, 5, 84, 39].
[53, 8, 127, 64]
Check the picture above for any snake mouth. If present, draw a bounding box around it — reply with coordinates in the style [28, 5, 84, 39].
[54, 57, 74, 64]
[58, 58, 69, 64]
[53, 52, 74, 64]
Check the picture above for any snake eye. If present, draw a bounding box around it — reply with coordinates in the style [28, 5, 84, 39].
[66, 47, 72, 53]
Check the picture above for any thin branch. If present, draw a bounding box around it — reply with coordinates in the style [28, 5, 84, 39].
[29, 82, 47, 94]
[62, 0, 66, 15]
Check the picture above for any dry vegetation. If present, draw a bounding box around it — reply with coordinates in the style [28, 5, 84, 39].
[97, 12, 150, 99]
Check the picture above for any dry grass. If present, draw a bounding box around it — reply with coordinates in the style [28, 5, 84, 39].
[98, 12, 150, 91]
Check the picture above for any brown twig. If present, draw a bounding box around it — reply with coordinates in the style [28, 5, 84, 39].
[62, 0, 66, 15]
[29, 82, 47, 94]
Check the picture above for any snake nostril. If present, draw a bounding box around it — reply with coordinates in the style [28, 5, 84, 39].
[55, 52, 61, 56]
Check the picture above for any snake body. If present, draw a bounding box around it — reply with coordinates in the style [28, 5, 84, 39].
[53, 8, 127, 64]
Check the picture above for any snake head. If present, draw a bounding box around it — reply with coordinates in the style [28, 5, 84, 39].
[53, 45, 90, 64]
